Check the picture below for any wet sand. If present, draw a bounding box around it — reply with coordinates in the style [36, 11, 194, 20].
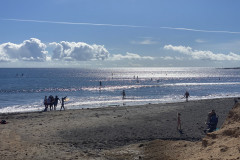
[0, 98, 235, 160]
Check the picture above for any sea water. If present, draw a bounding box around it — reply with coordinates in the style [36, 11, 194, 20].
[0, 67, 240, 113]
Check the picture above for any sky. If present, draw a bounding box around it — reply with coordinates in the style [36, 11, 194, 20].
[0, 0, 240, 68]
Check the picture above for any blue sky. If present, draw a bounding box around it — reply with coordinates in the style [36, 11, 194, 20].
[0, 0, 240, 68]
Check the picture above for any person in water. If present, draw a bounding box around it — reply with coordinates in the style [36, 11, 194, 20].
[54, 96, 60, 110]
[122, 90, 126, 99]
[60, 96, 67, 111]
[99, 81, 102, 90]
[184, 91, 190, 102]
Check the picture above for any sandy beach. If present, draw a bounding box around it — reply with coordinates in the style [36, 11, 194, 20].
[0, 98, 236, 160]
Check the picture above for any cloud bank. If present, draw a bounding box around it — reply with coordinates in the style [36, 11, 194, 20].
[131, 39, 158, 45]
[164, 45, 240, 61]
[50, 41, 109, 61]
[0, 38, 154, 64]
[0, 38, 47, 62]
[109, 52, 154, 61]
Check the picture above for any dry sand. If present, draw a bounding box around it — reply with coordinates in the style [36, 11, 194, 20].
[0, 98, 236, 160]
[142, 102, 240, 160]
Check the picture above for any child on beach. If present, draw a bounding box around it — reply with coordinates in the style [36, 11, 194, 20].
[177, 113, 182, 131]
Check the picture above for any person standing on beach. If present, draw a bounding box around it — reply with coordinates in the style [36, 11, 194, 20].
[184, 91, 190, 102]
[60, 96, 67, 111]
[47, 96, 52, 110]
[43, 96, 48, 112]
[177, 113, 182, 131]
[48, 95, 54, 111]
[54, 96, 60, 110]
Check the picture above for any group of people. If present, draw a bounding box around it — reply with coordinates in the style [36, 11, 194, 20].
[43, 95, 67, 112]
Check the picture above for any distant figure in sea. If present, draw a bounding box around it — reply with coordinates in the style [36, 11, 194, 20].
[184, 91, 190, 102]
[177, 113, 182, 131]
[54, 96, 60, 110]
[43, 96, 48, 112]
[99, 81, 102, 90]
[136, 76, 139, 83]
[60, 96, 67, 111]
[122, 90, 126, 99]
[205, 110, 218, 133]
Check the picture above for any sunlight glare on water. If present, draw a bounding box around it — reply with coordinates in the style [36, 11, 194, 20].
[0, 67, 240, 113]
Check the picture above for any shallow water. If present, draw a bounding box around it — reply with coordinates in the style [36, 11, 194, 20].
[0, 67, 240, 113]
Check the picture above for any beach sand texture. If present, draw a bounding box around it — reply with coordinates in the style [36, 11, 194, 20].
[0, 98, 236, 160]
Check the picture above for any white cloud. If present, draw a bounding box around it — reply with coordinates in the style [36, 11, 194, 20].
[131, 39, 158, 45]
[195, 39, 207, 43]
[110, 52, 154, 61]
[50, 41, 109, 61]
[0, 52, 10, 62]
[0, 38, 47, 62]
[164, 45, 240, 61]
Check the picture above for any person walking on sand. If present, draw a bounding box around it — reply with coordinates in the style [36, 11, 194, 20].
[177, 113, 182, 131]
[53, 96, 60, 110]
[60, 96, 67, 111]
[184, 91, 190, 102]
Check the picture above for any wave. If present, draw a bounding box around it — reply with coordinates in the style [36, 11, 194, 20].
[163, 82, 240, 87]
[1, 82, 240, 94]
[78, 82, 240, 91]
[0, 88, 83, 94]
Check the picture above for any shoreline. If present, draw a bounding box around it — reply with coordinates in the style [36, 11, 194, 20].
[0, 98, 235, 159]
[0, 96, 238, 114]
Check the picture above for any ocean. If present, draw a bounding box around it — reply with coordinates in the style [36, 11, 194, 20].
[0, 67, 240, 113]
